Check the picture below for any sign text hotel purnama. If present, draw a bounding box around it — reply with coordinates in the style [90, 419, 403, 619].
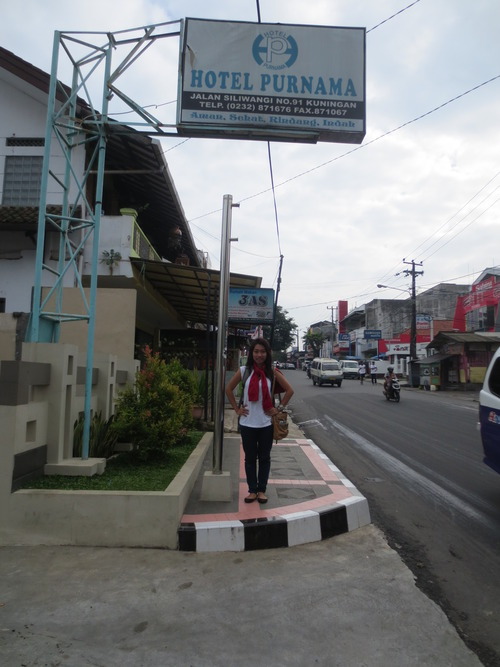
[177, 19, 366, 144]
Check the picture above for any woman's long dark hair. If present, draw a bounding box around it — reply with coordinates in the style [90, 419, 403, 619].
[246, 337, 273, 380]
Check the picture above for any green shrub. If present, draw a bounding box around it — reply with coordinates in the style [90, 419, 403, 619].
[112, 347, 193, 461]
[73, 411, 118, 458]
[163, 357, 198, 403]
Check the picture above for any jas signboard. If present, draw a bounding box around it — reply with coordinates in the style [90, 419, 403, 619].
[228, 288, 274, 324]
[177, 18, 366, 144]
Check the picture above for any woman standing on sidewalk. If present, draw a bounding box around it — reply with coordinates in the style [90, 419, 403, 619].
[225, 338, 294, 504]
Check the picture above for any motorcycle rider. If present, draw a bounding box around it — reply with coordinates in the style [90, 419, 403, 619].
[383, 366, 398, 397]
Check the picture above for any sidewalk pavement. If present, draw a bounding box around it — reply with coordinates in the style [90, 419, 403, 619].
[0, 408, 483, 666]
[401, 384, 480, 405]
[178, 388, 480, 552]
[178, 409, 370, 552]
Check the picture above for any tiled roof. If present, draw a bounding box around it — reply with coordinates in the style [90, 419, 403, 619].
[428, 331, 500, 347]
[0, 47, 199, 266]
[0, 205, 81, 229]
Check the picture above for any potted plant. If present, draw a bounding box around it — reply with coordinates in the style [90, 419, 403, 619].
[101, 248, 122, 275]
[192, 369, 211, 420]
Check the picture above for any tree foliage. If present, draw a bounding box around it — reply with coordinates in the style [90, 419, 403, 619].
[264, 305, 296, 353]
[303, 330, 325, 358]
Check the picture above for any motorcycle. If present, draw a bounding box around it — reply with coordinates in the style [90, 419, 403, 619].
[384, 379, 400, 402]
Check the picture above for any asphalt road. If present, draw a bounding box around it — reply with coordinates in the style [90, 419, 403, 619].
[286, 369, 500, 667]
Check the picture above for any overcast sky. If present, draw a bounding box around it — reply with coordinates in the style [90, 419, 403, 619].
[2, 0, 500, 337]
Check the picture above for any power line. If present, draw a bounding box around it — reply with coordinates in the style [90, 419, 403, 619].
[266, 141, 282, 256]
[354, 173, 500, 299]
[256, 0, 285, 334]
[421, 196, 500, 262]
[287, 269, 480, 317]
[158, 5, 497, 320]
[185, 74, 500, 228]
[367, 0, 423, 33]
[408, 172, 500, 257]
[240, 75, 500, 206]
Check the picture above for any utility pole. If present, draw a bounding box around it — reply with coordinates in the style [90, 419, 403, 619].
[327, 305, 336, 357]
[402, 259, 424, 387]
[269, 254, 284, 349]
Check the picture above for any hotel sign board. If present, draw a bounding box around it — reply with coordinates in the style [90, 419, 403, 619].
[177, 18, 366, 144]
[228, 287, 275, 324]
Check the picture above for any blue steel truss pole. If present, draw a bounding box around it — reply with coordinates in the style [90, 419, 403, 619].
[81, 44, 113, 460]
[54, 55, 80, 343]
[28, 32, 61, 343]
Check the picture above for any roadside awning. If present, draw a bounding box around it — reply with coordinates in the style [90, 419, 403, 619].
[414, 353, 455, 364]
[130, 258, 262, 326]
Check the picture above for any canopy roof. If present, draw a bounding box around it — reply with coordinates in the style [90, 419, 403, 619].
[130, 259, 262, 326]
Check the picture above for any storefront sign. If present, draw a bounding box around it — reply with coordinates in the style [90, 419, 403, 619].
[416, 314, 431, 330]
[364, 329, 381, 339]
[178, 18, 366, 144]
[463, 276, 500, 311]
[387, 344, 410, 354]
[228, 287, 274, 323]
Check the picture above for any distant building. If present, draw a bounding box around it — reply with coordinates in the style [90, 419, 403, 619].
[336, 283, 470, 375]
[453, 268, 500, 333]
[308, 320, 337, 358]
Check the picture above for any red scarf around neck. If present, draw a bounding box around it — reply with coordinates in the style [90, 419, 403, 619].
[247, 365, 274, 411]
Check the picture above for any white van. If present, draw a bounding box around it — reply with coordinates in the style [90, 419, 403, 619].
[340, 360, 360, 379]
[479, 347, 500, 474]
[310, 358, 343, 387]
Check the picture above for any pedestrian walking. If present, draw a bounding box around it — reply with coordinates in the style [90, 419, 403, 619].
[225, 337, 294, 505]
[370, 361, 378, 384]
[358, 362, 366, 384]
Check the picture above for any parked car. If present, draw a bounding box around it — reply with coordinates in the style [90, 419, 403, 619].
[310, 358, 343, 387]
[283, 362, 296, 369]
[479, 348, 500, 474]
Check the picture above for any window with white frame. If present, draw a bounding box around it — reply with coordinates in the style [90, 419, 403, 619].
[2, 155, 43, 205]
